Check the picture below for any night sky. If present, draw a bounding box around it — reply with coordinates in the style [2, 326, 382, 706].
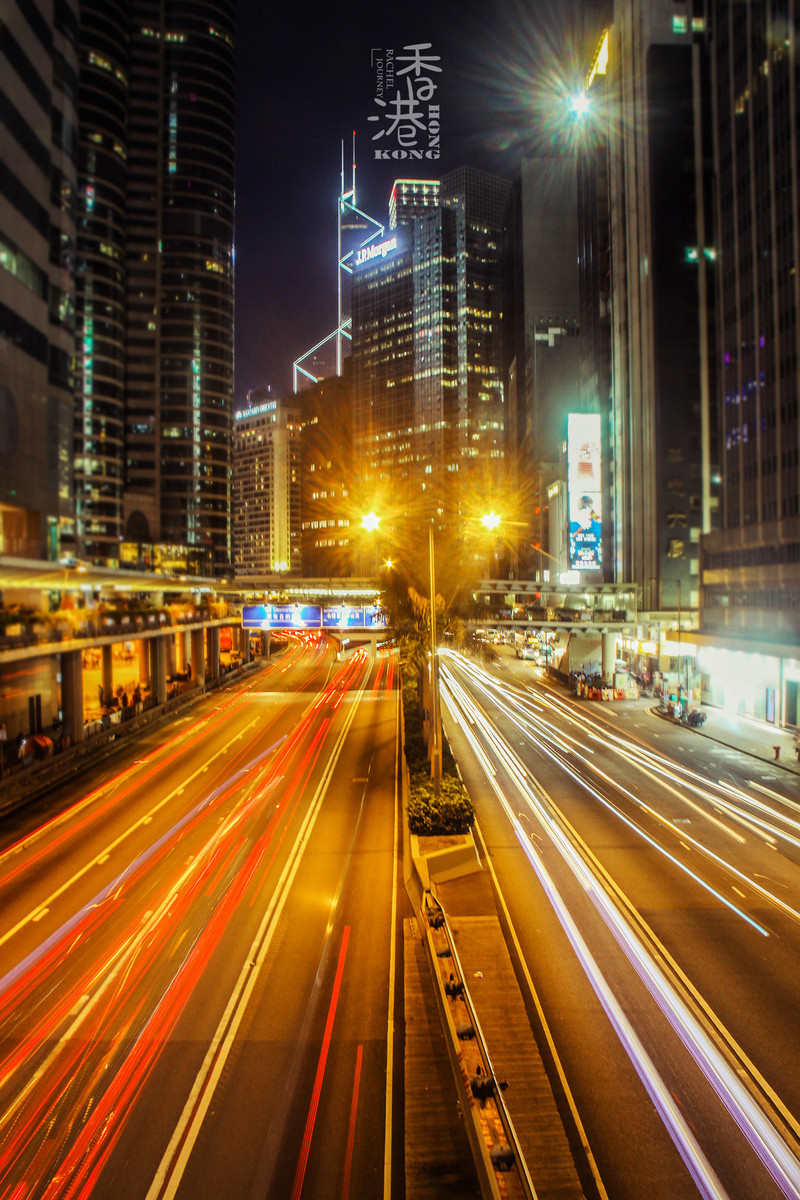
[233, 0, 590, 401]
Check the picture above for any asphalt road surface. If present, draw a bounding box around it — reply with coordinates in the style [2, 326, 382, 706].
[0, 633, 401, 1200]
[440, 647, 800, 1200]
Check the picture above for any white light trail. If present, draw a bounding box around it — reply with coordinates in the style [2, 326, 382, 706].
[443, 656, 800, 1198]
[443, 655, 800, 930]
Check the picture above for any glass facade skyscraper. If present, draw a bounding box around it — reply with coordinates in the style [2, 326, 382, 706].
[74, 0, 235, 570]
[125, 0, 235, 571]
[415, 168, 510, 515]
[1, 0, 79, 561]
[352, 167, 510, 552]
[233, 392, 301, 577]
[351, 228, 415, 519]
[74, 0, 128, 561]
[699, 0, 800, 722]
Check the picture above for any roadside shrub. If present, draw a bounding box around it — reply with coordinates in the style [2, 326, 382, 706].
[407, 773, 475, 835]
[402, 678, 475, 835]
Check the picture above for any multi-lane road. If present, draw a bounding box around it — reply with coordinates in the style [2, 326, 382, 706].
[0, 633, 401, 1200]
[3, 631, 800, 1200]
[440, 647, 800, 1200]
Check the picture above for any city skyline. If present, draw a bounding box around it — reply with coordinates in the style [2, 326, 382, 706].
[2, 5, 800, 1196]
[233, 0, 589, 399]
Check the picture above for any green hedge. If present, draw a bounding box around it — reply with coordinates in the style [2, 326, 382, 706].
[407, 774, 475, 835]
[402, 678, 475, 836]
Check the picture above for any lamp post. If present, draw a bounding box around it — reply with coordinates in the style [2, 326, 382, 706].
[428, 513, 504, 796]
[675, 578, 690, 713]
[428, 524, 442, 794]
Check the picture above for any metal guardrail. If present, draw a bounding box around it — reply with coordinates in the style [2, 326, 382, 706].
[0, 660, 258, 817]
[422, 890, 538, 1200]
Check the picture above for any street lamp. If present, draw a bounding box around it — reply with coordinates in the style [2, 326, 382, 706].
[361, 508, 442, 789]
[570, 90, 590, 118]
[428, 512, 504, 795]
[428, 525, 442, 793]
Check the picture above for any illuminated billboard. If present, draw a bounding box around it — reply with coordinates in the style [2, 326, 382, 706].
[354, 236, 398, 266]
[567, 413, 602, 572]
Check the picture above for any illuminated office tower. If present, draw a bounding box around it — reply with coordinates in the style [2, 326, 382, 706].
[351, 227, 415, 520]
[123, 0, 235, 572]
[389, 179, 439, 229]
[413, 167, 510, 507]
[699, 1, 800, 721]
[352, 168, 510, 549]
[233, 391, 301, 577]
[74, 0, 128, 561]
[1, 0, 79, 560]
[299, 372, 356, 577]
[72, 0, 235, 570]
[577, 7, 714, 609]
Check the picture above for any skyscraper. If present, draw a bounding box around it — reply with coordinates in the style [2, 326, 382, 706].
[233, 390, 301, 577]
[420, 166, 509, 501]
[700, 0, 800, 724]
[351, 227, 414, 522]
[74, 0, 128, 562]
[351, 167, 511, 558]
[1, 0, 79, 561]
[578, 6, 715, 611]
[132, 2, 234, 572]
[299, 371, 356, 577]
[74, 0, 235, 571]
[389, 179, 439, 230]
[506, 155, 582, 579]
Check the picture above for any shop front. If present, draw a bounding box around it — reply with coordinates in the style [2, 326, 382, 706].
[697, 642, 792, 727]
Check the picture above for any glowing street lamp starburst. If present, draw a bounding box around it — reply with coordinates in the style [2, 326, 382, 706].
[570, 90, 590, 118]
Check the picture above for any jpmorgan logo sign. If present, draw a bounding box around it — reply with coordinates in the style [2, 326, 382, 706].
[355, 237, 398, 266]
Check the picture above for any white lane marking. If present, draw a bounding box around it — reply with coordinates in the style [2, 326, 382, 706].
[384, 680, 400, 1200]
[147, 663, 371, 1200]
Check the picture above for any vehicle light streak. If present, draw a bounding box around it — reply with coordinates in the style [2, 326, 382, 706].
[441, 660, 771, 934]
[0, 751, 276, 1010]
[593, 738, 798, 850]
[290, 926, 351, 1200]
[445, 655, 800, 929]
[0, 683, 258, 879]
[445, 664, 800, 1198]
[514, 824, 731, 1200]
[451, 710, 730, 1198]
[0, 659, 337, 956]
[342, 1042, 363, 1200]
[0, 650, 369, 1198]
[147, 654, 370, 1200]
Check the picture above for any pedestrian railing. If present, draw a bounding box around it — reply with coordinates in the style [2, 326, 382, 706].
[422, 889, 538, 1200]
[0, 661, 257, 816]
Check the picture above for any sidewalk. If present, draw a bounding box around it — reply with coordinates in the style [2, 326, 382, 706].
[515, 654, 800, 777]
[653, 699, 800, 774]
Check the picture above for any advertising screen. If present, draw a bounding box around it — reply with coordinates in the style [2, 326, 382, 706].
[567, 413, 602, 572]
